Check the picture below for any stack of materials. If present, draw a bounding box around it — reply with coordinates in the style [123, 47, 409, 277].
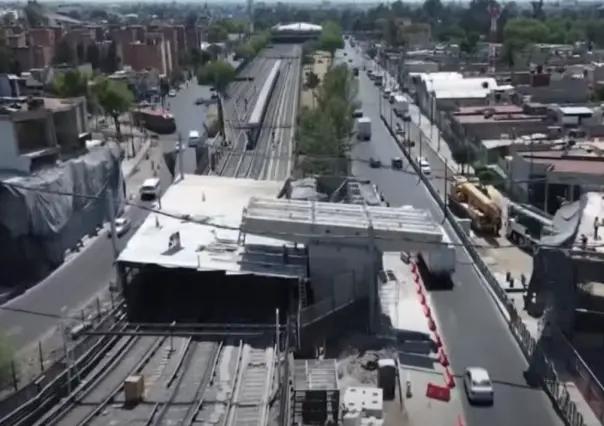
[341, 386, 384, 426]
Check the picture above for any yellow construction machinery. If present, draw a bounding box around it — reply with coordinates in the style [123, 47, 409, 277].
[448, 177, 502, 235]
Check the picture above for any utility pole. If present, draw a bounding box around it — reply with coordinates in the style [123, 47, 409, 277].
[275, 308, 280, 385]
[178, 132, 184, 181]
[107, 189, 118, 260]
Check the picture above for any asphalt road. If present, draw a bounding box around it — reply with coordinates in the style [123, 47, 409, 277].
[0, 159, 171, 352]
[341, 44, 564, 426]
[0, 80, 212, 352]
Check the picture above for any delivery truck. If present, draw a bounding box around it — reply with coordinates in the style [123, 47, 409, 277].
[392, 95, 409, 119]
[356, 117, 372, 141]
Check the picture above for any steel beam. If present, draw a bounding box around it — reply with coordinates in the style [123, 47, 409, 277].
[80, 330, 279, 337]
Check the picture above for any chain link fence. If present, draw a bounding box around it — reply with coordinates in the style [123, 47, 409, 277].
[380, 109, 592, 426]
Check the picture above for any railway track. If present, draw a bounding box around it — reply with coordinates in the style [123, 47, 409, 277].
[235, 46, 301, 181]
[45, 336, 165, 426]
[219, 57, 275, 176]
[225, 344, 275, 426]
[85, 337, 191, 426]
[148, 340, 222, 426]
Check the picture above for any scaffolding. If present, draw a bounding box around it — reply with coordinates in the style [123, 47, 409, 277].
[293, 359, 339, 425]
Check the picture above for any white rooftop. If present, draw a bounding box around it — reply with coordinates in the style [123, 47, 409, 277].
[273, 22, 322, 32]
[118, 175, 307, 278]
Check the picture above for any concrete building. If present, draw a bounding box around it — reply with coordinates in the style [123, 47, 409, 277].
[508, 144, 604, 214]
[449, 104, 546, 142]
[117, 175, 447, 344]
[122, 33, 172, 75]
[272, 22, 322, 42]
[0, 96, 89, 173]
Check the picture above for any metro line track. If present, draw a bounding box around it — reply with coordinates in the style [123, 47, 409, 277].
[235, 47, 301, 180]
[218, 57, 277, 177]
[39, 335, 165, 426]
[147, 340, 222, 426]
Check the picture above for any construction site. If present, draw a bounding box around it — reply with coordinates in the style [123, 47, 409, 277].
[1, 172, 458, 426]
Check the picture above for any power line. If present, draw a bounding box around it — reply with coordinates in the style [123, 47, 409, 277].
[0, 178, 582, 253]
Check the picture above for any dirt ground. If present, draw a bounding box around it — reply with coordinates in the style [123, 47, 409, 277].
[300, 51, 332, 109]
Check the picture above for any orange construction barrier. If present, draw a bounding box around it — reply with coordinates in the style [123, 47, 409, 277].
[433, 332, 443, 347]
[425, 382, 451, 402]
[438, 348, 449, 367]
[422, 305, 431, 317]
[444, 368, 456, 388]
[428, 318, 436, 331]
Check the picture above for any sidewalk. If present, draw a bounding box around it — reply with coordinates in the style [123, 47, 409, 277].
[399, 89, 600, 426]
[383, 252, 463, 425]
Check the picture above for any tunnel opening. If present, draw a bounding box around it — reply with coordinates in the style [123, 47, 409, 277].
[125, 265, 296, 324]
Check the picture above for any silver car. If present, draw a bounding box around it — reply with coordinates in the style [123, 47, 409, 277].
[464, 367, 494, 405]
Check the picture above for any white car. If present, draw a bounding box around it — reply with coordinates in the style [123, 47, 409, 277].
[112, 217, 131, 238]
[416, 157, 431, 175]
[168, 89, 176, 97]
[463, 367, 494, 404]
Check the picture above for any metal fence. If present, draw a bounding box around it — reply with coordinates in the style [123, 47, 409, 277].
[380, 111, 590, 426]
[0, 298, 124, 423]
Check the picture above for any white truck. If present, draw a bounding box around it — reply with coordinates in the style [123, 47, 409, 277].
[418, 225, 456, 280]
[356, 117, 372, 141]
[392, 95, 409, 119]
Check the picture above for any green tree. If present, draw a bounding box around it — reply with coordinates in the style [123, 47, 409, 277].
[296, 64, 356, 175]
[206, 24, 229, 43]
[197, 60, 236, 137]
[452, 146, 476, 174]
[24, 0, 46, 28]
[305, 71, 321, 108]
[53, 39, 74, 65]
[54, 69, 89, 97]
[92, 77, 133, 139]
[459, 32, 480, 56]
[234, 43, 255, 61]
[318, 21, 345, 61]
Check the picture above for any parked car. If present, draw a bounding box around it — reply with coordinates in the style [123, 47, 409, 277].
[370, 157, 382, 168]
[108, 217, 131, 238]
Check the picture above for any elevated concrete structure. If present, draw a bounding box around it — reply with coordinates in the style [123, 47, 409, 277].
[241, 198, 444, 252]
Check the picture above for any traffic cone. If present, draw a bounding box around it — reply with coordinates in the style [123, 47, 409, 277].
[422, 305, 431, 317]
[415, 283, 423, 294]
[418, 293, 426, 305]
[433, 332, 442, 347]
[428, 318, 436, 331]
[445, 368, 456, 388]
[410, 262, 417, 273]
[438, 348, 449, 367]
